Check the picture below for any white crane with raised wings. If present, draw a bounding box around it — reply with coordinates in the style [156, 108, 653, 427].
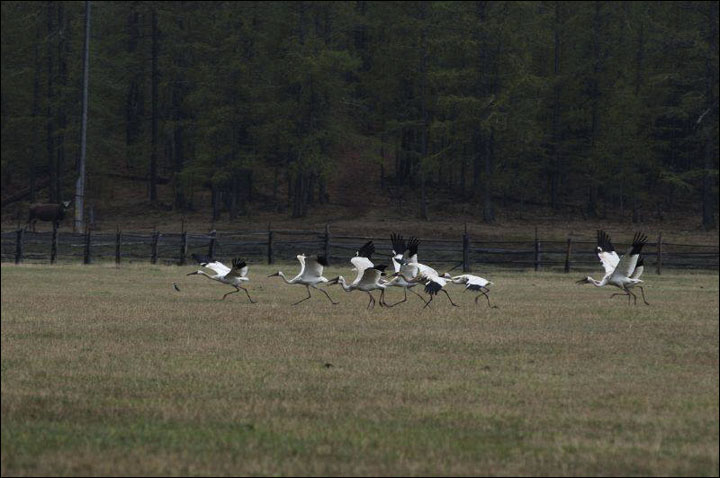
[186, 254, 256, 302]
[268, 254, 339, 306]
[349, 240, 377, 286]
[577, 230, 650, 305]
[329, 266, 390, 309]
[328, 240, 392, 309]
[395, 267, 460, 309]
[383, 234, 429, 306]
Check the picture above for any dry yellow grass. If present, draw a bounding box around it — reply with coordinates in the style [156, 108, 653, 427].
[1, 263, 718, 476]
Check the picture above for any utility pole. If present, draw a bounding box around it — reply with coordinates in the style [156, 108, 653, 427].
[74, 0, 90, 232]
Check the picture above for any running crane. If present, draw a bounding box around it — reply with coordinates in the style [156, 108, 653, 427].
[576, 231, 650, 305]
[186, 254, 256, 302]
[268, 254, 339, 305]
[384, 234, 429, 306]
[328, 241, 391, 309]
[443, 273, 497, 308]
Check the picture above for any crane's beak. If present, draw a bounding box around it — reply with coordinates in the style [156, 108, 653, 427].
[267, 272, 280, 277]
[575, 278, 588, 284]
[186, 271, 198, 276]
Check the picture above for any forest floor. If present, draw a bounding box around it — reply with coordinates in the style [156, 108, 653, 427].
[2, 263, 718, 476]
[2, 170, 718, 245]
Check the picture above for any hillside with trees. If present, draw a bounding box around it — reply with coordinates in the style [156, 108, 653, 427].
[1, 1, 718, 233]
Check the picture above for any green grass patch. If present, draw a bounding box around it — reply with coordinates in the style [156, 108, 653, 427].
[1, 263, 718, 476]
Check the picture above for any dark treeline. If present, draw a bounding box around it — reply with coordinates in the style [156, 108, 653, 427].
[1, 1, 718, 227]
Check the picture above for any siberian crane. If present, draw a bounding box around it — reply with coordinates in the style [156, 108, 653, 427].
[186, 255, 256, 302]
[383, 233, 429, 306]
[268, 254, 339, 305]
[394, 268, 459, 308]
[328, 240, 391, 309]
[329, 266, 390, 309]
[350, 241, 377, 286]
[577, 230, 650, 305]
[443, 273, 497, 308]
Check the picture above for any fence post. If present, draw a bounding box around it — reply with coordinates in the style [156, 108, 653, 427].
[50, 222, 59, 264]
[83, 225, 91, 264]
[462, 222, 470, 272]
[15, 228, 24, 264]
[656, 232, 663, 275]
[534, 227, 540, 272]
[151, 231, 159, 264]
[267, 228, 274, 265]
[179, 232, 187, 265]
[115, 227, 121, 265]
[208, 230, 217, 259]
[324, 224, 330, 259]
[564, 238, 572, 273]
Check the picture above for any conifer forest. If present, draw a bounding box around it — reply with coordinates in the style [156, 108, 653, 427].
[1, 1, 718, 228]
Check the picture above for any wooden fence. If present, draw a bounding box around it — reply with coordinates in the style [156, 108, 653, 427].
[1, 224, 718, 274]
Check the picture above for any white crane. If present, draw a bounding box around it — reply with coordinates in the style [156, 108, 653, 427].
[577, 230, 650, 305]
[349, 240, 376, 286]
[268, 254, 339, 306]
[329, 267, 390, 309]
[443, 273, 497, 308]
[328, 240, 391, 309]
[395, 267, 459, 309]
[383, 234, 429, 306]
[186, 255, 256, 302]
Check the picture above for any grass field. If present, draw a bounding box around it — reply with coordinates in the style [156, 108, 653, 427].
[1, 262, 718, 476]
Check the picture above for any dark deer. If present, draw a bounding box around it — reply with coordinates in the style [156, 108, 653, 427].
[27, 201, 71, 232]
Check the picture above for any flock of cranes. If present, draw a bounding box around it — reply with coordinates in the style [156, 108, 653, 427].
[185, 230, 650, 308]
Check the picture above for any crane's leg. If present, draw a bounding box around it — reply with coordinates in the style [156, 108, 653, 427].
[292, 285, 313, 306]
[610, 291, 630, 302]
[312, 284, 339, 305]
[624, 286, 638, 306]
[379, 289, 392, 308]
[384, 288, 408, 307]
[239, 286, 256, 304]
[409, 288, 430, 306]
[637, 286, 650, 305]
[475, 288, 495, 308]
[222, 287, 240, 300]
[366, 292, 375, 310]
[441, 289, 460, 307]
[474, 292, 489, 307]
[423, 295, 434, 309]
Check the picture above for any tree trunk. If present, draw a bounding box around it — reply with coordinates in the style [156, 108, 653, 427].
[586, 1, 603, 219]
[702, 1, 718, 230]
[30, 15, 43, 203]
[550, 1, 562, 210]
[149, 7, 159, 203]
[55, 1, 67, 202]
[419, 4, 429, 221]
[125, 9, 143, 159]
[483, 130, 495, 223]
[46, 1, 56, 203]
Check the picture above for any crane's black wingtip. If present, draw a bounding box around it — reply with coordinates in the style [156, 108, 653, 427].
[357, 240, 375, 259]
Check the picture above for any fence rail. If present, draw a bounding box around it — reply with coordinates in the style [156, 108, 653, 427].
[1, 225, 718, 273]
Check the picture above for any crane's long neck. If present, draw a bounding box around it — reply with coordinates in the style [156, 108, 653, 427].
[588, 276, 606, 287]
[276, 271, 294, 284]
[397, 272, 418, 283]
[337, 276, 353, 292]
[190, 270, 218, 281]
